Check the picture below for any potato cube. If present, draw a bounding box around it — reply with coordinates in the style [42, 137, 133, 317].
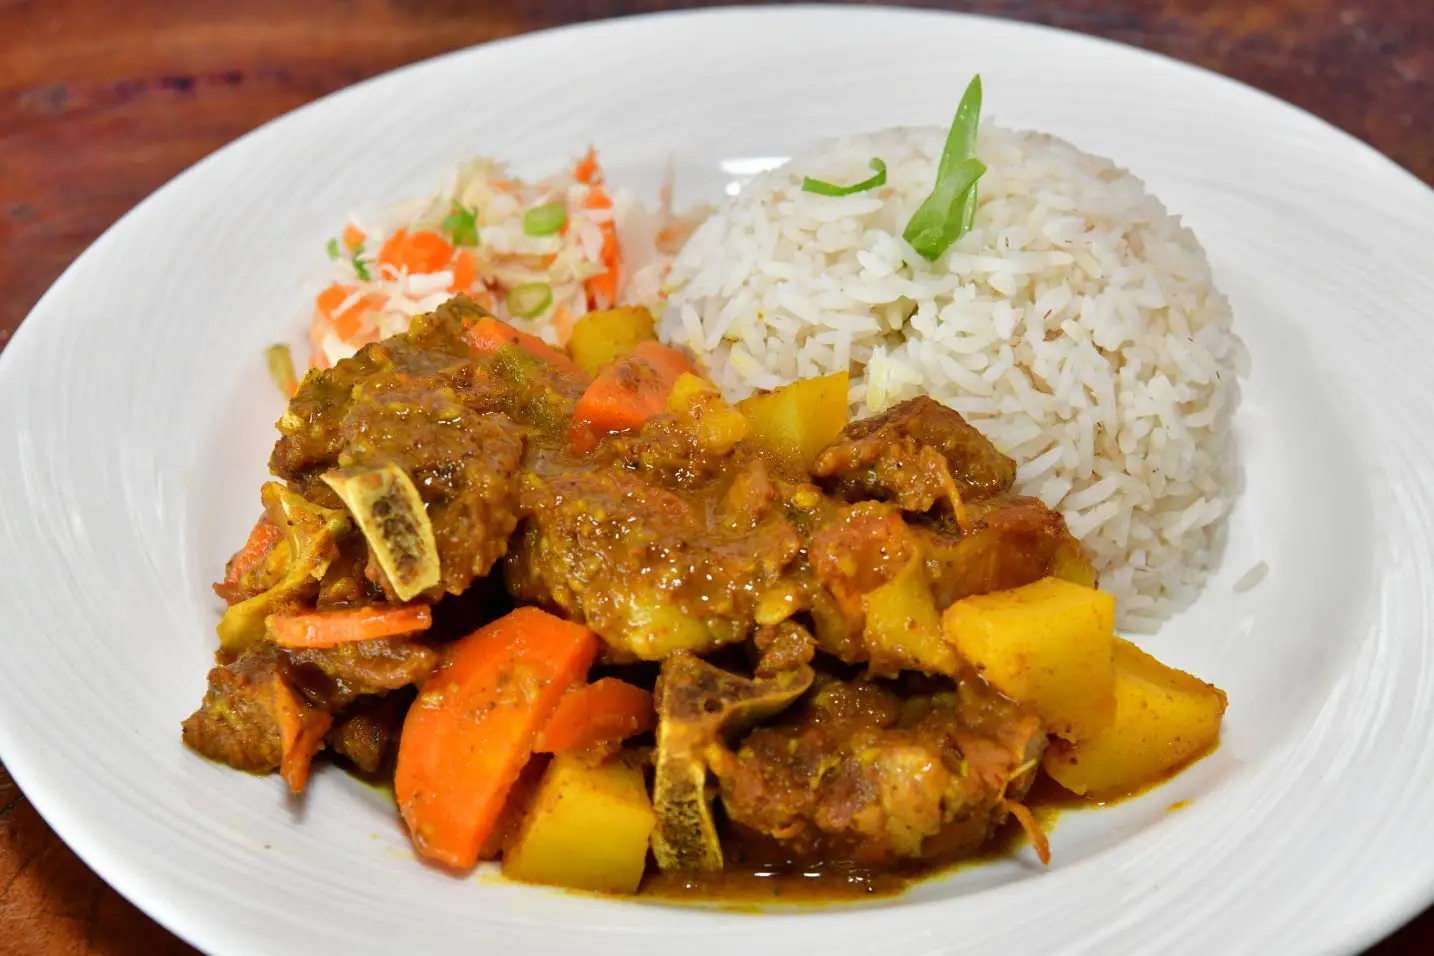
[502, 754, 656, 894]
[862, 556, 959, 676]
[737, 371, 849, 467]
[1043, 638, 1227, 800]
[943, 576, 1116, 741]
[666, 373, 749, 454]
[567, 306, 657, 376]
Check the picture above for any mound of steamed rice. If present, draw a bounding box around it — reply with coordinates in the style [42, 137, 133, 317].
[661, 124, 1247, 631]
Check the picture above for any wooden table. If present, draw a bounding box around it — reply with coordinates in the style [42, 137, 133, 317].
[1, 1, 1430, 952]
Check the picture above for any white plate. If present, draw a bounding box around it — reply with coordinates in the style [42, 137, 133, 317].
[2, 6, 1433, 955]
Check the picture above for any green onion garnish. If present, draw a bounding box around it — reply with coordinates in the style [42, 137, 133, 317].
[326, 238, 341, 260]
[523, 202, 567, 237]
[443, 201, 479, 247]
[903, 74, 987, 261]
[350, 243, 373, 282]
[802, 158, 888, 197]
[903, 158, 986, 261]
[507, 282, 553, 318]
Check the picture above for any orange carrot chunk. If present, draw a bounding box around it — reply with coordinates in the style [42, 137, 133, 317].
[215, 515, 283, 603]
[316, 282, 354, 317]
[378, 228, 455, 275]
[274, 680, 333, 795]
[479, 756, 550, 861]
[572, 340, 696, 442]
[394, 607, 600, 870]
[267, 605, 433, 649]
[342, 223, 367, 252]
[464, 316, 588, 380]
[533, 678, 655, 755]
[449, 249, 477, 292]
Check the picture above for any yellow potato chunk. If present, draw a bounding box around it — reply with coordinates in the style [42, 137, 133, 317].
[737, 371, 849, 468]
[942, 576, 1116, 741]
[666, 372, 749, 453]
[1043, 638, 1228, 800]
[566, 306, 657, 376]
[503, 754, 656, 894]
[862, 556, 959, 676]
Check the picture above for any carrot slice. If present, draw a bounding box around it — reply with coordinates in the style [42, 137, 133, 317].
[378, 228, 455, 275]
[479, 756, 550, 861]
[267, 605, 433, 649]
[533, 678, 654, 755]
[394, 607, 600, 869]
[572, 340, 696, 444]
[274, 680, 333, 794]
[215, 515, 283, 603]
[464, 316, 588, 380]
[342, 223, 367, 252]
[449, 249, 477, 292]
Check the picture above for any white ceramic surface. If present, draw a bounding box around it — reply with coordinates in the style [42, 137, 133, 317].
[2, 6, 1433, 955]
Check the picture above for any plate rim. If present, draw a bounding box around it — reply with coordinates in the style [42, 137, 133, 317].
[2, 5, 1433, 955]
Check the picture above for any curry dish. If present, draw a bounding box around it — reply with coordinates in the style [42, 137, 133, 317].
[184, 295, 1227, 897]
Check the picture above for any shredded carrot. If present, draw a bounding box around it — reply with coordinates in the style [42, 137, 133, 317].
[342, 223, 367, 252]
[584, 185, 620, 310]
[574, 147, 602, 185]
[464, 316, 589, 380]
[378, 228, 455, 275]
[551, 305, 576, 343]
[274, 680, 333, 794]
[533, 678, 654, 754]
[267, 604, 433, 649]
[314, 282, 385, 342]
[569, 150, 620, 308]
[449, 249, 477, 293]
[1004, 799, 1051, 865]
[395, 607, 600, 869]
[316, 282, 353, 317]
[330, 310, 363, 343]
[572, 340, 696, 446]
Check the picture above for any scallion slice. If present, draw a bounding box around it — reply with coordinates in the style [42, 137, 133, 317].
[903, 74, 987, 261]
[442, 201, 479, 247]
[903, 158, 987, 261]
[802, 158, 887, 197]
[350, 245, 372, 282]
[507, 282, 553, 318]
[523, 202, 567, 236]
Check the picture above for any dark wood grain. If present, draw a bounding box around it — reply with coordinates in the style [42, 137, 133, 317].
[0, 1, 1430, 953]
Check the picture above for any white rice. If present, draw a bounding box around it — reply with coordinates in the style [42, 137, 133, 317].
[661, 124, 1247, 631]
[1233, 560, 1269, 593]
